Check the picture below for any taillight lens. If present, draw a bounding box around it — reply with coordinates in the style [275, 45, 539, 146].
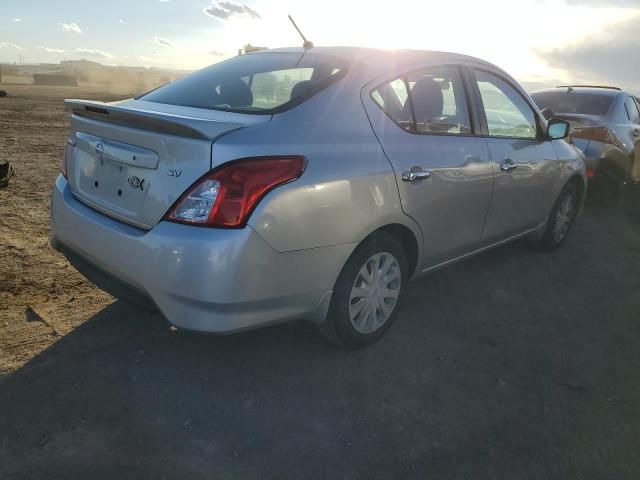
[572, 126, 612, 144]
[164, 156, 306, 228]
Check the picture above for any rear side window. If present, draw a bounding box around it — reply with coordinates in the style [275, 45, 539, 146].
[140, 52, 346, 114]
[624, 97, 640, 124]
[371, 79, 412, 131]
[371, 65, 472, 135]
[530, 91, 614, 117]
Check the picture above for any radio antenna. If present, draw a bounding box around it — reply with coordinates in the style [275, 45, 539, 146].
[288, 15, 314, 49]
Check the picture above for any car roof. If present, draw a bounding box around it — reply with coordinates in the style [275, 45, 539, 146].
[254, 46, 499, 71]
[531, 86, 624, 97]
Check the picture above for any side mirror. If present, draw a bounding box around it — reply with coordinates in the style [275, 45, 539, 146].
[547, 118, 570, 140]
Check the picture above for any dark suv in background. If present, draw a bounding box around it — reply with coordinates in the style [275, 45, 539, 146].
[530, 86, 640, 203]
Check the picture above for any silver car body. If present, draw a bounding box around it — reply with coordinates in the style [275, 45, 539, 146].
[50, 47, 586, 333]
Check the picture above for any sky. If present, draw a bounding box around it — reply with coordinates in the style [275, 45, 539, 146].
[1, 0, 639, 92]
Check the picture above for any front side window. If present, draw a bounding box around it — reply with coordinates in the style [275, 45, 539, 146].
[140, 52, 346, 114]
[475, 70, 537, 139]
[624, 97, 640, 124]
[371, 65, 472, 135]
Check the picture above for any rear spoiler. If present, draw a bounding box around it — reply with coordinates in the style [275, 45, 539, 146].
[65, 99, 245, 140]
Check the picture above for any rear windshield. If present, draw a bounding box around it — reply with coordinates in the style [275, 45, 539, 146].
[140, 52, 347, 114]
[530, 91, 614, 116]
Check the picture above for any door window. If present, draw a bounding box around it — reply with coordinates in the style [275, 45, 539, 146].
[371, 78, 412, 131]
[624, 97, 640, 124]
[474, 70, 538, 139]
[371, 66, 472, 135]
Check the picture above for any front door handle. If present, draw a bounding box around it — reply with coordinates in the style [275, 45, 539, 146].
[402, 167, 431, 183]
[500, 159, 518, 172]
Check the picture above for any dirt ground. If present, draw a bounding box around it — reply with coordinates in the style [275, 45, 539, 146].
[0, 86, 133, 373]
[1, 85, 640, 479]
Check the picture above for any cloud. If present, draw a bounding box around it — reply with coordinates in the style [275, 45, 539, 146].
[564, 0, 640, 6]
[38, 46, 67, 54]
[208, 49, 226, 56]
[118, 19, 124, 24]
[153, 36, 174, 47]
[76, 47, 114, 59]
[12, 18, 21, 22]
[0, 42, 24, 50]
[536, 14, 640, 93]
[60, 22, 82, 34]
[202, 1, 261, 20]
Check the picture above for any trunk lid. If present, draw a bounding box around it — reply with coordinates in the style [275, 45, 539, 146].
[64, 99, 270, 229]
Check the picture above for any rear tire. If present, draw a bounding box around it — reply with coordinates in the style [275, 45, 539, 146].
[535, 183, 577, 251]
[318, 233, 408, 348]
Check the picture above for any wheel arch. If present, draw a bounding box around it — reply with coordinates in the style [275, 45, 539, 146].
[362, 223, 421, 278]
[567, 173, 586, 216]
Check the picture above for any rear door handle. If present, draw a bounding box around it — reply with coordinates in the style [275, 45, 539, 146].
[500, 159, 518, 172]
[402, 167, 431, 183]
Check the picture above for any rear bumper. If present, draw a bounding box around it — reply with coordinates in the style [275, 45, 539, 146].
[50, 175, 353, 333]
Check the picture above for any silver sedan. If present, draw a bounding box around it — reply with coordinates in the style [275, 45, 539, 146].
[50, 47, 586, 347]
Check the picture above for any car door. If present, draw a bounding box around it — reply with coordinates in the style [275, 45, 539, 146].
[363, 64, 494, 269]
[470, 69, 561, 241]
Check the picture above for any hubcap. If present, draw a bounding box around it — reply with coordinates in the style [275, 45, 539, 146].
[553, 192, 574, 243]
[349, 252, 401, 334]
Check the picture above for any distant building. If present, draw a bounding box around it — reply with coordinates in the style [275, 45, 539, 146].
[33, 74, 78, 87]
[238, 44, 268, 55]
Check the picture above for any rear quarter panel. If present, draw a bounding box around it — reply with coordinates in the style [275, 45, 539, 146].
[551, 139, 587, 208]
[601, 97, 636, 178]
[211, 75, 423, 256]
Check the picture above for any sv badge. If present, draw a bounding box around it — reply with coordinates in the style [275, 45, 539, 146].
[127, 176, 145, 191]
[167, 169, 182, 178]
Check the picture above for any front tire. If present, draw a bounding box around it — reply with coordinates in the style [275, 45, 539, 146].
[318, 233, 408, 348]
[536, 183, 577, 251]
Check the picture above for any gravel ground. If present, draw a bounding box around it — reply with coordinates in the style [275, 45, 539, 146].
[1, 86, 640, 480]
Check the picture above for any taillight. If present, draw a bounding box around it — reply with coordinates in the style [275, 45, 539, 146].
[572, 126, 612, 144]
[164, 156, 306, 228]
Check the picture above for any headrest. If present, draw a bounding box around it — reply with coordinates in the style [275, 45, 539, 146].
[219, 78, 253, 107]
[290, 80, 312, 101]
[410, 77, 444, 122]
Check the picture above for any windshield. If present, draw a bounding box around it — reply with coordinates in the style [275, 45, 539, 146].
[139, 52, 347, 114]
[530, 91, 614, 116]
